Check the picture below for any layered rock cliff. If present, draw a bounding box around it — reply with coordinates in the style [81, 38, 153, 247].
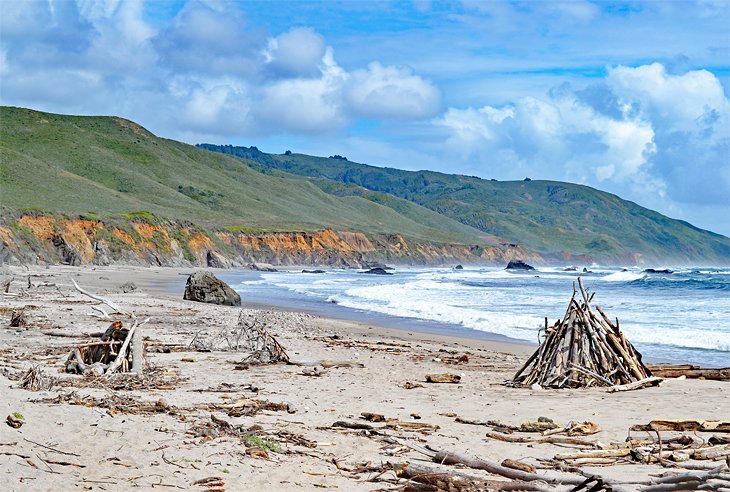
[0, 213, 543, 268]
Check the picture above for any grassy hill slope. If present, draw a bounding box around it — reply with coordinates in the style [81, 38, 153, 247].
[0, 107, 488, 245]
[198, 144, 730, 264]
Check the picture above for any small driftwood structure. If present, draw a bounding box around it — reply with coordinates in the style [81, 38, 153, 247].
[511, 278, 652, 389]
[66, 319, 148, 376]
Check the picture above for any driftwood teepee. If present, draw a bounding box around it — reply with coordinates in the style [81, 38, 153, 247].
[511, 278, 652, 389]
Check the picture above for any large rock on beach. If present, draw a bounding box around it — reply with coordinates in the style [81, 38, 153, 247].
[506, 260, 535, 271]
[183, 271, 241, 306]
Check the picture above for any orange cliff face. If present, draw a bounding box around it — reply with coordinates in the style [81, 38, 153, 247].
[0, 214, 544, 268]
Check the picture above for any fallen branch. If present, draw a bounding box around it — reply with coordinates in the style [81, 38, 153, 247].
[486, 431, 598, 448]
[607, 376, 662, 393]
[394, 462, 553, 491]
[71, 279, 132, 317]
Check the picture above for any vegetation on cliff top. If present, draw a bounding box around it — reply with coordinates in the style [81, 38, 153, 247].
[0, 106, 486, 246]
[199, 144, 730, 264]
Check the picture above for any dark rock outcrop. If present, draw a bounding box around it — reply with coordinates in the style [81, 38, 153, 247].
[454, 264, 464, 270]
[643, 268, 673, 274]
[302, 269, 326, 274]
[506, 260, 535, 271]
[183, 271, 241, 306]
[361, 267, 393, 275]
[363, 261, 394, 270]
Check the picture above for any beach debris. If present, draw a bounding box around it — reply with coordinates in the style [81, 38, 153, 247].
[403, 381, 424, 389]
[300, 366, 324, 376]
[289, 359, 364, 368]
[9, 309, 27, 327]
[71, 278, 132, 317]
[6, 413, 24, 429]
[426, 373, 461, 383]
[394, 462, 547, 491]
[191, 476, 225, 490]
[190, 311, 288, 364]
[65, 318, 150, 376]
[646, 364, 730, 381]
[183, 271, 241, 306]
[18, 365, 56, 391]
[630, 420, 730, 433]
[606, 375, 662, 392]
[501, 459, 536, 473]
[511, 277, 653, 389]
[519, 416, 558, 432]
[209, 398, 294, 417]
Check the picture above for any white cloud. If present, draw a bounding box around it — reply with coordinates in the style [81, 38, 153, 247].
[433, 63, 728, 232]
[607, 63, 729, 133]
[264, 27, 326, 77]
[344, 62, 441, 119]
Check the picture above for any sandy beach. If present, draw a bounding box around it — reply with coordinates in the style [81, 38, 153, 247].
[1, 264, 728, 491]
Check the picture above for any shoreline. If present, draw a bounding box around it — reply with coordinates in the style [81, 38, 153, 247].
[1, 264, 728, 490]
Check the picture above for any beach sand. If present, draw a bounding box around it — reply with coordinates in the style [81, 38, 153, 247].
[1, 265, 727, 491]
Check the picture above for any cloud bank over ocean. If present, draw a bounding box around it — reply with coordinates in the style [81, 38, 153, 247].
[1, 0, 728, 235]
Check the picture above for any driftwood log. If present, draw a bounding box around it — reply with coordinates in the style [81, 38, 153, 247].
[646, 364, 730, 381]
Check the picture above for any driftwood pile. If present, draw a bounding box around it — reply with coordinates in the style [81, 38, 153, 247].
[64, 280, 148, 377]
[190, 311, 288, 364]
[512, 278, 652, 389]
[65, 319, 147, 376]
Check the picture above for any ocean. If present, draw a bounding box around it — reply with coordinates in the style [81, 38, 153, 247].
[220, 266, 730, 368]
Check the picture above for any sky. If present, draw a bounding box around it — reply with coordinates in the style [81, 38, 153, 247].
[1, 0, 729, 236]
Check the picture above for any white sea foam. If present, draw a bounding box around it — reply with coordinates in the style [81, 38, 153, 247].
[601, 271, 646, 282]
[233, 265, 730, 365]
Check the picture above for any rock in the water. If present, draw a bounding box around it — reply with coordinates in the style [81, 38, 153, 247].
[302, 269, 326, 274]
[183, 271, 241, 306]
[363, 262, 394, 270]
[454, 264, 464, 270]
[248, 263, 278, 272]
[643, 268, 673, 274]
[506, 260, 535, 271]
[563, 266, 577, 272]
[361, 267, 393, 275]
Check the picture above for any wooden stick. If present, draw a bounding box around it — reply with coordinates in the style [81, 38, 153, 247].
[71, 279, 132, 317]
[131, 321, 144, 376]
[607, 376, 662, 393]
[105, 319, 149, 375]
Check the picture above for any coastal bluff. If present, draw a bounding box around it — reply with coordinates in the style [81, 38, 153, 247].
[0, 213, 543, 268]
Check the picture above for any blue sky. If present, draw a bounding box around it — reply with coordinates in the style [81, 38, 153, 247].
[1, 0, 729, 236]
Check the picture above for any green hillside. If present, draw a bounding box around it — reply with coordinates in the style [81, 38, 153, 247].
[198, 144, 730, 264]
[0, 107, 487, 245]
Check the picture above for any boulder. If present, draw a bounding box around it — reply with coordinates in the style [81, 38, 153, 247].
[643, 268, 673, 274]
[506, 260, 535, 271]
[249, 263, 278, 272]
[183, 271, 241, 306]
[361, 267, 393, 275]
[302, 269, 326, 274]
[454, 264, 464, 270]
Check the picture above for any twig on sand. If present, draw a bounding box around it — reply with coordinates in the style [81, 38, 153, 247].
[23, 438, 81, 457]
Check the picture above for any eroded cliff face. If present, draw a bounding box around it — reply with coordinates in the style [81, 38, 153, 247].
[0, 214, 544, 268]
